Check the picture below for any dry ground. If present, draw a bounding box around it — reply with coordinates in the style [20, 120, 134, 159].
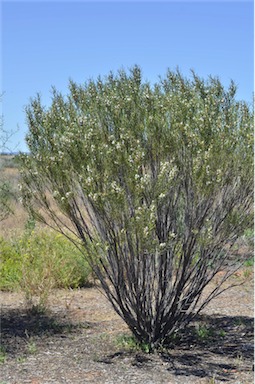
[0, 273, 253, 384]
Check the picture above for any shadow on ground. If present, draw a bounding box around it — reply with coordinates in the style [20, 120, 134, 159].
[100, 314, 254, 382]
[0, 307, 253, 381]
[0, 307, 92, 356]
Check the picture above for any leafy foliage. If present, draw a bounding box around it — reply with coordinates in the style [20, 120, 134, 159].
[19, 66, 253, 348]
[0, 228, 92, 308]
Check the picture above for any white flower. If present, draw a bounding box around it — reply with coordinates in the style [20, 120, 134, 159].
[65, 191, 72, 198]
[143, 226, 149, 236]
[160, 161, 169, 173]
[111, 181, 122, 194]
[88, 192, 98, 201]
[150, 203, 156, 212]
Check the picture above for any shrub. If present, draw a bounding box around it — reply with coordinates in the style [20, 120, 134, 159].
[19, 66, 253, 349]
[0, 229, 92, 308]
[0, 105, 17, 221]
[0, 237, 22, 291]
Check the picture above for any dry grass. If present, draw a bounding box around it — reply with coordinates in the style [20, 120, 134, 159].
[0, 159, 28, 237]
[0, 201, 29, 238]
[0, 165, 29, 238]
[0, 159, 44, 238]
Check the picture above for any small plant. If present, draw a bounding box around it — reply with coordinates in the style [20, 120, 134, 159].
[0, 237, 22, 291]
[243, 257, 254, 267]
[0, 229, 92, 309]
[234, 318, 245, 327]
[26, 303, 48, 315]
[24, 216, 36, 236]
[0, 346, 6, 364]
[195, 324, 214, 340]
[116, 334, 151, 353]
[26, 341, 37, 355]
[16, 356, 27, 363]
[218, 329, 226, 338]
[20, 229, 92, 309]
[206, 374, 217, 384]
[243, 267, 253, 279]
[235, 352, 244, 368]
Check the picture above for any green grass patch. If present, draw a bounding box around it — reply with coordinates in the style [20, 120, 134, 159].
[116, 334, 151, 353]
[195, 324, 214, 340]
[243, 257, 254, 267]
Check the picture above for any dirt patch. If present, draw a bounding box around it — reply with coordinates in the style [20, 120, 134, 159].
[0, 276, 253, 384]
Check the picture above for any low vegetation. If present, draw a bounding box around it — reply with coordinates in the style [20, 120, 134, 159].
[0, 221, 92, 309]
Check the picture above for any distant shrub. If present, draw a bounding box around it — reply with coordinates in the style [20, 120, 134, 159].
[0, 180, 13, 222]
[0, 155, 19, 169]
[0, 155, 20, 221]
[0, 229, 92, 308]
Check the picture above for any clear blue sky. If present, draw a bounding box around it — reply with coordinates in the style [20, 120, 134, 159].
[2, 0, 254, 153]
